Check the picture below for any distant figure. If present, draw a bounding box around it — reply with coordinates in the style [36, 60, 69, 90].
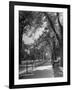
[52, 57, 61, 68]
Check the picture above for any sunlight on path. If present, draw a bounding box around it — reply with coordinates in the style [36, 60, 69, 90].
[19, 65, 54, 76]
[34, 65, 52, 71]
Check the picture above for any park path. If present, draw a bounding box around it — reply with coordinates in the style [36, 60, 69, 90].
[19, 60, 55, 79]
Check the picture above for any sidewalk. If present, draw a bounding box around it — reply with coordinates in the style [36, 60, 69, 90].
[19, 60, 63, 79]
[19, 64, 54, 74]
[19, 64, 54, 79]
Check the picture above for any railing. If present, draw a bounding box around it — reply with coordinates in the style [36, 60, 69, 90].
[19, 59, 48, 75]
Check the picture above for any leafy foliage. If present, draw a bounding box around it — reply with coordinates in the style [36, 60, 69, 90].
[19, 11, 63, 66]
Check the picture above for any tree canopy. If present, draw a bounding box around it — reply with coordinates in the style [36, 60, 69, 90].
[19, 11, 63, 64]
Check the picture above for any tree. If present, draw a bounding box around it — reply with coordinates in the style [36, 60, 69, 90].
[43, 12, 63, 63]
[19, 11, 63, 67]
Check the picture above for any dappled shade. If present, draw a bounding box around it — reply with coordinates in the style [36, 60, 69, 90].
[19, 11, 63, 78]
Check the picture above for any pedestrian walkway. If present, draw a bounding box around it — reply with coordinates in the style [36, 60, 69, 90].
[19, 59, 63, 79]
[19, 63, 54, 79]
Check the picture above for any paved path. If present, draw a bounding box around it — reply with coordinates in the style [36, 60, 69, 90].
[19, 60, 63, 79]
[19, 61, 54, 79]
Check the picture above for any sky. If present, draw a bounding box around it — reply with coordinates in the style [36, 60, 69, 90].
[22, 21, 48, 45]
